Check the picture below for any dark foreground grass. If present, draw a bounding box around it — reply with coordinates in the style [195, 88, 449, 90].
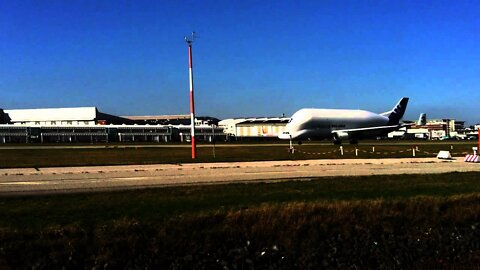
[1, 172, 480, 269]
[0, 141, 477, 168]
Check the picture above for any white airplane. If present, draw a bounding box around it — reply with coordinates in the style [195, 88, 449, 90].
[278, 97, 409, 144]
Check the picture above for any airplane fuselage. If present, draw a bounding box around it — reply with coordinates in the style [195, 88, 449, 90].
[279, 109, 390, 140]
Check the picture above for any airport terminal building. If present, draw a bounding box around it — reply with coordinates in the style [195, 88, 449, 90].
[0, 107, 225, 143]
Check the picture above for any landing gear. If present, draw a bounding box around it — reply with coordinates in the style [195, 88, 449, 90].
[288, 136, 295, 154]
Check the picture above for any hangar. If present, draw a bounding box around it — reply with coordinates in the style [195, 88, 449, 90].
[122, 115, 219, 126]
[219, 117, 290, 140]
[0, 107, 225, 144]
[4, 107, 131, 126]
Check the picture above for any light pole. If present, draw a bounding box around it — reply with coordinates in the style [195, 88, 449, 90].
[185, 32, 197, 159]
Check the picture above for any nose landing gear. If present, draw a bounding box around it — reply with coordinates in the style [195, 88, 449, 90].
[288, 136, 295, 153]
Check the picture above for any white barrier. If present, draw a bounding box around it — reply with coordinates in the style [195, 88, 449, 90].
[437, 151, 452, 159]
[464, 155, 480, 163]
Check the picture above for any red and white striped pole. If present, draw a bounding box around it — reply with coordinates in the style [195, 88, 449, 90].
[186, 33, 196, 159]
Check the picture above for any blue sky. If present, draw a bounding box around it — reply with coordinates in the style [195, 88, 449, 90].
[1, 1, 479, 124]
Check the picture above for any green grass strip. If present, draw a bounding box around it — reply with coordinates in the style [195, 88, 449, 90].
[0, 172, 479, 230]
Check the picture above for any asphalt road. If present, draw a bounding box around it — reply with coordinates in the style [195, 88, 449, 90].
[1, 157, 479, 195]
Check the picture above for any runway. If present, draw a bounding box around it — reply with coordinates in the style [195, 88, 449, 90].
[1, 157, 479, 195]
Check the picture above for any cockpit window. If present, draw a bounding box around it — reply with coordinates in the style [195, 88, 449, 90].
[288, 118, 293, 123]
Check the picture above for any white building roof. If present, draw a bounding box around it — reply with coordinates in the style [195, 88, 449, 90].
[218, 118, 248, 126]
[219, 117, 290, 126]
[4, 107, 98, 122]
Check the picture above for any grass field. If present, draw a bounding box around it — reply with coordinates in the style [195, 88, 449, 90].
[1, 141, 480, 268]
[1, 172, 480, 268]
[1, 172, 479, 229]
[0, 140, 477, 168]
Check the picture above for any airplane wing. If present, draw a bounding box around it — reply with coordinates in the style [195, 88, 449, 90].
[331, 124, 404, 136]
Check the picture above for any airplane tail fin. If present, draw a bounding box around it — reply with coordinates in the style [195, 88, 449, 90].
[387, 97, 409, 125]
[417, 113, 426, 125]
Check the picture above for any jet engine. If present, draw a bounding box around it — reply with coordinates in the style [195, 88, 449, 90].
[334, 131, 349, 140]
[333, 131, 349, 144]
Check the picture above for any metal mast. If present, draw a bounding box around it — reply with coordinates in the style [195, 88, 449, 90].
[185, 32, 197, 159]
